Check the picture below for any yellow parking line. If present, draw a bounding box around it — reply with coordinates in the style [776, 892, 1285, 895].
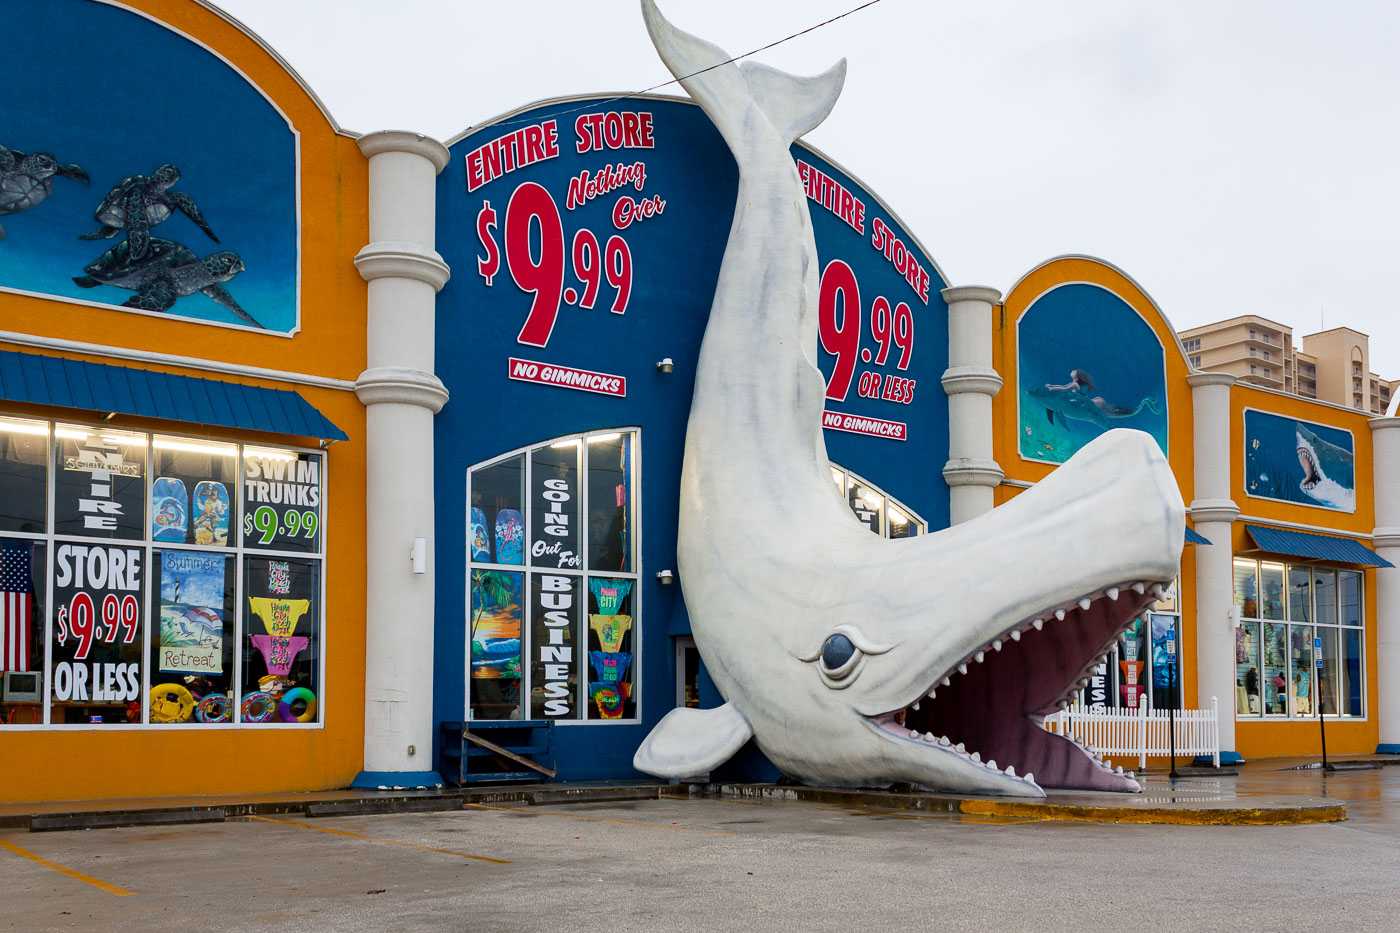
[0, 838, 134, 896]
[465, 802, 736, 835]
[246, 815, 511, 863]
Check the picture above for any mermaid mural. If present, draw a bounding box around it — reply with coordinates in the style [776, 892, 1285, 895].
[1018, 284, 1169, 464]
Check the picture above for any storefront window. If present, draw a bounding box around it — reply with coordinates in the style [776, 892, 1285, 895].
[0, 417, 48, 534]
[49, 539, 145, 724]
[468, 430, 638, 722]
[242, 557, 320, 724]
[241, 448, 322, 555]
[1259, 563, 1285, 619]
[586, 576, 634, 719]
[1, 539, 45, 725]
[1235, 558, 1364, 720]
[151, 551, 235, 724]
[470, 570, 524, 720]
[1288, 566, 1311, 622]
[1233, 560, 1257, 617]
[830, 464, 926, 539]
[54, 426, 146, 540]
[1235, 620, 1260, 714]
[0, 416, 327, 729]
[1262, 621, 1288, 715]
[587, 434, 633, 573]
[152, 437, 238, 547]
[1290, 625, 1314, 716]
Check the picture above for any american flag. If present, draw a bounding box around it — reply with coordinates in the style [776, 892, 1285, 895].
[1, 546, 34, 672]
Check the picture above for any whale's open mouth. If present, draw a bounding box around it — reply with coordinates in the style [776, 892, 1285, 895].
[868, 579, 1168, 793]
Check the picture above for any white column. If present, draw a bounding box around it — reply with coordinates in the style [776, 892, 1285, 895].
[941, 286, 1003, 525]
[353, 131, 451, 786]
[1370, 417, 1400, 753]
[1187, 371, 1241, 762]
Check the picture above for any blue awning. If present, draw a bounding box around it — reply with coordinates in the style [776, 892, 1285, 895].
[0, 349, 348, 442]
[1244, 524, 1393, 569]
[1184, 526, 1212, 546]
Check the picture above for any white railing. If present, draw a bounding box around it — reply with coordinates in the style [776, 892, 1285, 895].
[1043, 697, 1220, 771]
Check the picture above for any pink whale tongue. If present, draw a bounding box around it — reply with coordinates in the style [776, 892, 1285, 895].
[910, 594, 1150, 791]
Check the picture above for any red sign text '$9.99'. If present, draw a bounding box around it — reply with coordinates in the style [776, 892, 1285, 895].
[818, 259, 916, 403]
[476, 183, 634, 348]
[57, 592, 140, 661]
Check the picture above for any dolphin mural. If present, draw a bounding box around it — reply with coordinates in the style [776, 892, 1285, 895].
[1296, 422, 1354, 511]
[632, 1, 1185, 797]
[1028, 369, 1161, 431]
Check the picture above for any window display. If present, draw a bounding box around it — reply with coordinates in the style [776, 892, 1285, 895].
[152, 436, 237, 547]
[242, 557, 320, 723]
[467, 430, 638, 722]
[1, 539, 44, 725]
[152, 551, 235, 723]
[0, 417, 48, 535]
[1234, 558, 1364, 719]
[54, 426, 145, 540]
[0, 414, 326, 728]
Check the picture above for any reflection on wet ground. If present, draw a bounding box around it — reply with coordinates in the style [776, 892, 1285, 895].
[1136, 758, 1400, 827]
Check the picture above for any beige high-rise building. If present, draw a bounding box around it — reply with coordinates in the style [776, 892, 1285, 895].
[1179, 315, 1396, 414]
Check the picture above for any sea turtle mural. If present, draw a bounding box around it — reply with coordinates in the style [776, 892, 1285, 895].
[0, 144, 89, 240]
[80, 163, 218, 260]
[73, 236, 264, 328]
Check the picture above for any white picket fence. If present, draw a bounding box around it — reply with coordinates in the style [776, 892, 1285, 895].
[1043, 697, 1220, 771]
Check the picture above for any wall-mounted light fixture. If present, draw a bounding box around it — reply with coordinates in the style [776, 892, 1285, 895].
[656, 569, 675, 585]
[656, 358, 674, 373]
[411, 537, 427, 574]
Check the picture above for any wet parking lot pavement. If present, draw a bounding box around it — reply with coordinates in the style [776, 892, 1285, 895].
[5, 762, 1400, 932]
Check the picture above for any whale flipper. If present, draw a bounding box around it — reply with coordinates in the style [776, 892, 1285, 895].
[633, 702, 753, 778]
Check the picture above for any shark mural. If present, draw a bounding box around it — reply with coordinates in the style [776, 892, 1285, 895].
[1245, 410, 1355, 512]
[631, 1, 1185, 797]
[1017, 284, 1169, 464]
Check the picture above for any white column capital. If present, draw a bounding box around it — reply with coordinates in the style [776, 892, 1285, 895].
[355, 366, 450, 413]
[355, 241, 451, 292]
[1370, 416, 1400, 434]
[943, 458, 1004, 488]
[941, 285, 1002, 306]
[1186, 371, 1238, 389]
[941, 365, 1003, 397]
[1371, 528, 1400, 549]
[1189, 499, 1240, 524]
[357, 130, 451, 173]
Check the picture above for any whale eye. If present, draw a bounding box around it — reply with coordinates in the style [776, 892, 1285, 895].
[820, 633, 859, 677]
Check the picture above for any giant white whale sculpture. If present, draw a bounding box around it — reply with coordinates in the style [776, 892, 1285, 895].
[633, 0, 1185, 797]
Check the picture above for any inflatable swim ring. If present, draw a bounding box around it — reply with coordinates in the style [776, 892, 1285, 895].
[150, 683, 196, 723]
[277, 686, 317, 723]
[240, 691, 276, 723]
[196, 693, 233, 723]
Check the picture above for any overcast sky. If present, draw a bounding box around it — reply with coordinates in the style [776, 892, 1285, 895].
[215, 0, 1400, 375]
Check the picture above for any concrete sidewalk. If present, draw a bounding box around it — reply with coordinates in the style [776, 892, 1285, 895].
[8, 755, 1384, 830]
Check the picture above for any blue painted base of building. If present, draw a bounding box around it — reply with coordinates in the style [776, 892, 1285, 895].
[351, 770, 445, 790]
[1193, 751, 1244, 767]
[1376, 744, 1400, 755]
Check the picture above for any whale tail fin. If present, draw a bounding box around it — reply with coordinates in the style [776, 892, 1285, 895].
[641, 0, 846, 149]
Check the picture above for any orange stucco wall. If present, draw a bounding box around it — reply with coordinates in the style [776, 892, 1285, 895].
[1228, 385, 1379, 757]
[0, 0, 369, 802]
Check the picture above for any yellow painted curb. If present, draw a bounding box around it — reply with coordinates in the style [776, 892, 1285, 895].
[958, 799, 1346, 826]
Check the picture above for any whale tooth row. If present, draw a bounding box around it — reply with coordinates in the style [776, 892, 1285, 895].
[934, 581, 1171, 722]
